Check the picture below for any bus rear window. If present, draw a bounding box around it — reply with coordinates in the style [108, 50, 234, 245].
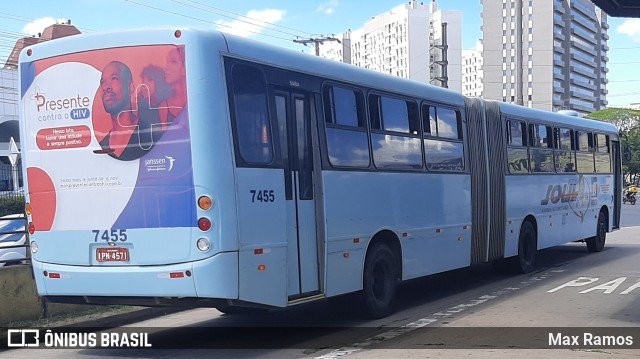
[230, 64, 273, 164]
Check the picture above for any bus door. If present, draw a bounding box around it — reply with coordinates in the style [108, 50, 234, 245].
[612, 140, 621, 229]
[274, 90, 320, 298]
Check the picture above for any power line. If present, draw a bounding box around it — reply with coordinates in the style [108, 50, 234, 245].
[122, 0, 293, 42]
[167, 0, 319, 38]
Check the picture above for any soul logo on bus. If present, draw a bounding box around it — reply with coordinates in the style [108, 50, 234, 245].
[541, 176, 596, 221]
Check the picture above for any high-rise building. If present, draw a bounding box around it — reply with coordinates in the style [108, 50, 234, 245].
[318, 0, 462, 92]
[481, 0, 608, 115]
[462, 42, 484, 98]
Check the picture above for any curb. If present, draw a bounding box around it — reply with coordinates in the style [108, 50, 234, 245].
[60, 307, 187, 328]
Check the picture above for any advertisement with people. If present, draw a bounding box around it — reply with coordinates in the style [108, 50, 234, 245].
[21, 45, 195, 231]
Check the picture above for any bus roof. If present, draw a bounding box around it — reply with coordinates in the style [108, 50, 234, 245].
[496, 101, 618, 135]
[220, 31, 467, 108]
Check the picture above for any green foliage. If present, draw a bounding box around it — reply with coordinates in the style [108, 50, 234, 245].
[587, 107, 640, 183]
[0, 195, 25, 217]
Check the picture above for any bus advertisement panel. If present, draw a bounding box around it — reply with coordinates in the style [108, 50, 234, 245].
[21, 45, 194, 233]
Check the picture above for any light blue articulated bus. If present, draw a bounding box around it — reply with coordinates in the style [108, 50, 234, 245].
[19, 28, 621, 318]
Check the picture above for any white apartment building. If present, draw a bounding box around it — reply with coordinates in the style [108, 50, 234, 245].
[462, 42, 484, 98]
[481, 0, 608, 115]
[319, 0, 462, 92]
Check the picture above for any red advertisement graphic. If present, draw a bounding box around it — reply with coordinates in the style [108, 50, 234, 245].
[36, 125, 92, 150]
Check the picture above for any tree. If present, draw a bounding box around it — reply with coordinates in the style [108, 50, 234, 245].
[587, 107, 640, 184]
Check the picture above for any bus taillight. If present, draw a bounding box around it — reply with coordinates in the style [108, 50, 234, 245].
[198, 196, 213, 210]
[198, 217, 212, 232]
[28, 222, 35, 234]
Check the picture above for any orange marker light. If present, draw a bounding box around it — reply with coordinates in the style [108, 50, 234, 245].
[25, 202, 32, 216]
[198, 196, 213, 210]
[170, 272, 184, 278]
[258, 265, 266, 271]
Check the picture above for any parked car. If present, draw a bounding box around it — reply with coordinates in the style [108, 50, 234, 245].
[0, 213, 27, 267]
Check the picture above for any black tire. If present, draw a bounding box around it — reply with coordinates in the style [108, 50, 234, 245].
[632, 199, 637, 205]
[360, 243, 398, 319]
[586, 211, 607, 253]
[516, 220, 537, 274]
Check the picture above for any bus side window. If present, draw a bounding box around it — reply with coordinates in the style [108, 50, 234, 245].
[595, 133, 611, 173]
[423, 105, 464, 172]
[576, 130, 595, 173]
[322, 84, 370, 168]
[230, 64, 273, 165]
[370, 94, 422, 170]
[553, 127, 575, 173]
[529, 123, 554, 173]
[506, 119, 529, 174]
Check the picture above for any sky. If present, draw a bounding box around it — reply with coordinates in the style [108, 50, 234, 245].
[1, 0, 640, 108]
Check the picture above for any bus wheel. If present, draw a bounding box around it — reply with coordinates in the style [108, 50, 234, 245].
[586, 211, 607, 253]
[516, 221, 537, 274]
[361, 244, 398, 319]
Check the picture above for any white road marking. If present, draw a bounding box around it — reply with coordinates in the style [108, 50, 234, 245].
[310, 270, 563, 359]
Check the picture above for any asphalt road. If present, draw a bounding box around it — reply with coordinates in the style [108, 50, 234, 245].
[3, 208, 639, 358]
[621, 201, 640, 227]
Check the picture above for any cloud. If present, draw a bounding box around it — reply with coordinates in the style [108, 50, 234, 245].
[316, 0, 340, 15]
[215, 9, 285, 38]
[617, 19, 640, 42]
[22, 17, 67, 36]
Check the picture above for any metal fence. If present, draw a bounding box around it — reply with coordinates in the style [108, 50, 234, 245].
[0, 213, 29, 267]
[0, 161, 22, 190]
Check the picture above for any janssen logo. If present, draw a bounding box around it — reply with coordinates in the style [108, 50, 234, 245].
[145, 156, 175, 172]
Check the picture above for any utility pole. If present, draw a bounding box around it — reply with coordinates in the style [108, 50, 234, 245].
[293, 36, 341, 56]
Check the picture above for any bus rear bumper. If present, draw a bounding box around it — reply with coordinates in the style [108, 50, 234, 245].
[32, 251, 239, 302]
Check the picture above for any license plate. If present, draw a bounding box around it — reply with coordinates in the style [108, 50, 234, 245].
[96, 247, 129, 262]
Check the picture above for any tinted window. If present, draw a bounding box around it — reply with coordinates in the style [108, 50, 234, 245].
[507, 147, 529, 173]
[381, 96, 410, 132]
[325, 128, 370, 167]
[556, 128, 573, 150]
[576, 131, 593, 151]
[323, 85, 365, 127]
[424, 139, 464, 171]
[530, 149, 554, 173]
[231, 64, 273, 164]
[437, 107, 461, 139]
[529, 124, 552, 148]
[596, 134, 609, 153]
[507, 120, 526, 147]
